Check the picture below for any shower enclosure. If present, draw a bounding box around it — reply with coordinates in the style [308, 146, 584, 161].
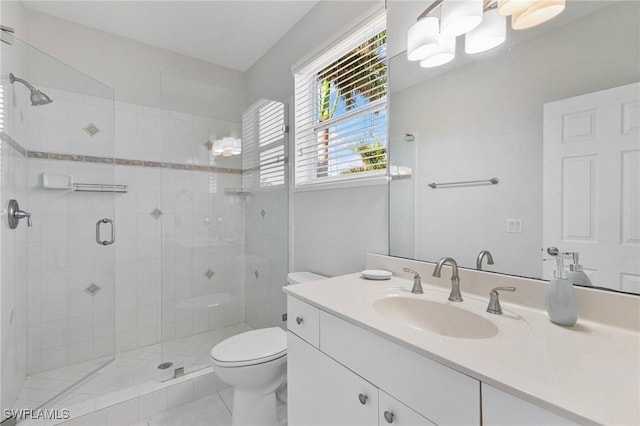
[2, 32, 289, 424]
[1, 35, 116, 416]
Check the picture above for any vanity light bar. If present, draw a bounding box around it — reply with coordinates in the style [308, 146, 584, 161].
[417, 0, 445, 21]
[417, 0, 497, 21]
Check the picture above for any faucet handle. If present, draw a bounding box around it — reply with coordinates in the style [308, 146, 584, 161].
[403, 267, 420, 278]
[487, 286, 516, 315]
[403, 268, 423, 294]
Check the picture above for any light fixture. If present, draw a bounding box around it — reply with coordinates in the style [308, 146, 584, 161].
[497, 0, 536, 16]
[232, 138, 242, 155]
[407, 0, 567, 70]
[407, 16, 440, 61]
[440, 0, 483, 37]
[511, 0, 565, 30]
[420, 36, 456, 68]
[222, 136, 235, 157]
[206, 136, 242, 157]
[465, 5, 506, 54]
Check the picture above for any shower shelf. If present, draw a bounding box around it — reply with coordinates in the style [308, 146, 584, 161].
[72, 183, 128, 193]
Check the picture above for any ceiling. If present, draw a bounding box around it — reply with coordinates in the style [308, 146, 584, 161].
[23, 1, 318, 72]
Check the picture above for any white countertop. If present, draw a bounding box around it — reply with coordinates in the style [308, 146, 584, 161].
[283, 273, 640, 425]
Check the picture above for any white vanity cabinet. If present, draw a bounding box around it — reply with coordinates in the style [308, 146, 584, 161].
[378, 391, 435, 426]
[288, 332, 379, 425]
[284, 264, 640, 425]
[482, 384, 579, 426]
[287, 296, 478, 425]
[287, 296, 320, 347]
[288, 332, 434, 426]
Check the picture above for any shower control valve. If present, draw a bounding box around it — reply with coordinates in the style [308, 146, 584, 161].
[7, 199, 32, 229]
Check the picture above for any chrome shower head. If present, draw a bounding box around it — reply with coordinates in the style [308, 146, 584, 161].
[9, 73, 53, 106]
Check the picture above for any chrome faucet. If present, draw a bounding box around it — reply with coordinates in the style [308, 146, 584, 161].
[403, 268, 423, 294]
[476, 250, 494, 271]
[432, 257, 463, 302]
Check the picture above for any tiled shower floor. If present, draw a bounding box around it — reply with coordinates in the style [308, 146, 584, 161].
[15, 323, 251, 411]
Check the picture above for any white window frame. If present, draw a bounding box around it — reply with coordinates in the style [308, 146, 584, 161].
[293, 12, 387, 189]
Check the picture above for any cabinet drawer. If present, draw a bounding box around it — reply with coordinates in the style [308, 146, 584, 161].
[287, 296, 320, 348]
[379, 391, 436, 426]
[482, 383, 578, 426]
[320, 311, 480, 425]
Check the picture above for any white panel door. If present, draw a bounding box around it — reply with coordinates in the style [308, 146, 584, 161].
[543, 82, 640, 292]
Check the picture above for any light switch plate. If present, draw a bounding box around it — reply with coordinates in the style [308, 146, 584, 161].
[506, 218, 523, 234]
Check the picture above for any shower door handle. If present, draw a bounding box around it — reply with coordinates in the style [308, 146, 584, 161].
[96, 218, 115, 245]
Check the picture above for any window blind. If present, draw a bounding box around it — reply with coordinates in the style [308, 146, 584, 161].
[242, 99, 287, 190]
[294, 13, 387, 186]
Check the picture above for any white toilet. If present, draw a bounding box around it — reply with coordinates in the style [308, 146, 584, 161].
[210, 272, 326, 426]
[210, 327, 287, 426]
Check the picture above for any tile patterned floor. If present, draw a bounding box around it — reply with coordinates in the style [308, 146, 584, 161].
[132, 388, 287, 426]
[15, 323, 252, 411]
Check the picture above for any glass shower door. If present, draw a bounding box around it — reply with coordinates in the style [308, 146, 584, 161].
[1, 35, 116, 420]
[159, 73, 248, 380]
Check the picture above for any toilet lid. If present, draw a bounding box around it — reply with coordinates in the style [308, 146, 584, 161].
[210, 327, 287, 367]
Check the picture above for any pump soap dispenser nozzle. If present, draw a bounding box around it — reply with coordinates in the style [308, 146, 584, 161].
[566, 252, 592, 287]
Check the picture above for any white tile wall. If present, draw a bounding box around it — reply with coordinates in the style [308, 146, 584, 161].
[23, 94, 248, 379]
[244, 190, 288, 330]
[26, 159, 116, 374]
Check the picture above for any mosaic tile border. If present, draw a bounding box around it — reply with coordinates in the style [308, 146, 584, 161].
[0, 132, 27, 157]
[1, 132, 241, 174]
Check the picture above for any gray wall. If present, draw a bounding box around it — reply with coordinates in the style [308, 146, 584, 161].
[246, 0, 388, 277]
[21, 8, 245, 109]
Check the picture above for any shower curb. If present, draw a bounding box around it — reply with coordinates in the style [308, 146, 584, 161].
[17, 368, 222, 426]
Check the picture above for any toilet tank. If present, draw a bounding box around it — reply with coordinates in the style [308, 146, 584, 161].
[286, 272, 327, 285]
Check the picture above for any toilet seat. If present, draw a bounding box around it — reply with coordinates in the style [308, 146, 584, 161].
[210, 327, 287, 367]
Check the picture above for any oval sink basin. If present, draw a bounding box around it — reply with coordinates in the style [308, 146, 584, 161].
[372, 296, 499, 339]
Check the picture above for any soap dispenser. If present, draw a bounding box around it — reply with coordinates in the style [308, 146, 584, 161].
[546, 254, 578, 326]
[566, 252, 592, 287]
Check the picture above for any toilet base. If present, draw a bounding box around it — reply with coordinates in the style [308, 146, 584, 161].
[232, 387, 279, 426]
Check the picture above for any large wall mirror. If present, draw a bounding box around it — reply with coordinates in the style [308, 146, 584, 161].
[388, 0, 640, 295]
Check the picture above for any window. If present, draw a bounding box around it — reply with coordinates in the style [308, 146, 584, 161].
[294, 13, 387, 187]
[242, 99, 287, 190]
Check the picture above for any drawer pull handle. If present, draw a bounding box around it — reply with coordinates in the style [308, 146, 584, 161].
[384, 411, 394, 423]
[358, 394, 367, 405]
[296, 316, 303, 325]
